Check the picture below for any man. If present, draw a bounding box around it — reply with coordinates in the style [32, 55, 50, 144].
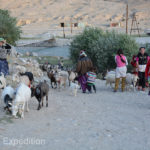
[0, 38, 11, 76]
[136, 47, 149, 91]
[76, 50, 93, 93]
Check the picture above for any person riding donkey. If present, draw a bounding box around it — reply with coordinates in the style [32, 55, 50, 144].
[114, 49, 128, 92]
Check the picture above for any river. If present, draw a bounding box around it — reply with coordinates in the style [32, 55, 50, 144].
[16, 46, 70, 58]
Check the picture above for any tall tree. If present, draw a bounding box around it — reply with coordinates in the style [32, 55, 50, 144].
[0, 9, 21, 45]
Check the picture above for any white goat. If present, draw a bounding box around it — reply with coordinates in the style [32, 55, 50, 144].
[55, 71, 68, 89]
[70, 82, 80, 96]
[105, 71, 116, 88]
[126, 73, 139, 91]
[12, 83, 31, 118]
[68, 71, 77, 86]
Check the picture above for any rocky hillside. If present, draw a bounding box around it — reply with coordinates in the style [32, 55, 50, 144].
[0, 0, 149, 36]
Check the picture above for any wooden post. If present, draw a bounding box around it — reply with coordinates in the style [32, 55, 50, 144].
[126, 4, 128, 34]
[61, 23, 65, 38]
[63, 26, 65, 38]
[70, 18, 73, 34]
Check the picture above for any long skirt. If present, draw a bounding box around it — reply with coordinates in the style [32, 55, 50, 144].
[78, 75, 87, 92]
[0, 59, 9, 76]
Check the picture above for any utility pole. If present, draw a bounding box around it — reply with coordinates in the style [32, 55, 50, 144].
[70, 18, 73, 34]
[126, 4, 128, 34]
[60, 23, 65, 38]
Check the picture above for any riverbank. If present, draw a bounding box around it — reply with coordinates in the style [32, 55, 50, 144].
[16, 46, 70, 59]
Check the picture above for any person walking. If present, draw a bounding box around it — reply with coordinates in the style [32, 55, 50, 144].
[76, 50, 93, 93]
[86, 67, 97, 93]
[131, 55, 138, 76]
[114, 49, 128, 92]
[136, 47, 149, 91]
[0, 38, 11, 76]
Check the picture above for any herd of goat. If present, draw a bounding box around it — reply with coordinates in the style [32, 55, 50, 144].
[0, 63, 79, 119]
[0, 62, 139, 119]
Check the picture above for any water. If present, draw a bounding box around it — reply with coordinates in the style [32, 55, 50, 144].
[16, 46, 70, 58]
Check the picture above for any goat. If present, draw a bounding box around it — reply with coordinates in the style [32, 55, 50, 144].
[126, 73, 139, 91]
[55, 71, 68, 89]
[31, 80, 49, 110]
[68, 71, 78, 86]
[12, 83, 31, 118]
[69, 82, 80, 96]
[47, 71, 57, 88]
[1, 86, 15, 113]
[105, 71, 116, 88]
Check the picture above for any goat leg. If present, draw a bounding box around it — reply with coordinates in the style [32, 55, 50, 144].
[55, 82, 57, 89]
[51, 81, 53, 88]
[37, 103, 41, 110]
[26, 100, 29, 112]
[46, 95, 48, 107]
[37, 99, 41, 110]
[42, 97, 44, 107]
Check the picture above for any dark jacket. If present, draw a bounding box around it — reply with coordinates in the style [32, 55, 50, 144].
[137, 52, 149, 65]
[76, 56, 93, 75]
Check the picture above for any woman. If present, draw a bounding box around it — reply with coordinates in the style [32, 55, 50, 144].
[0, 38, 11, 76]
[114, 49, 128, 92]
[76, 50, 93, 93]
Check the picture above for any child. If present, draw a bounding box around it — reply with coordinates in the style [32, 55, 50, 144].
[86, 67, 96, 93]
[145, 59, 150, 95]
[131, 55, 138, 76]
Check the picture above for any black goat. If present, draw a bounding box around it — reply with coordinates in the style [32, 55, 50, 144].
[31, 81, 49, 110]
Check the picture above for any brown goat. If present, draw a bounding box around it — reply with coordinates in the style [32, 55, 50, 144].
[47, 71, 57, 88]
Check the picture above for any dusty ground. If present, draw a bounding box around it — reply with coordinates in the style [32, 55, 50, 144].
[0, 80, 150, 150]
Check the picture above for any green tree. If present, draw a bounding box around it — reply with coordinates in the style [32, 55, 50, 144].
[70, 27, 139, 72]
[0, 9, 21, 45]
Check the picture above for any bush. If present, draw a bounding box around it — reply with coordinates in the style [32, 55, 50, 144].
[0, 9, 21, 45]
[145, 43, 150, 56]
[70, 27, 139, 72]
[70, 27, 104, 63]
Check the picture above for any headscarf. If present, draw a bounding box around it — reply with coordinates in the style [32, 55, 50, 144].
[80, 50, 87, 57]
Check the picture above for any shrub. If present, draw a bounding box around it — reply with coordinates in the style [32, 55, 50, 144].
[0, 9, 21, 45]
[70, 27, 104, 63]
[70, 27, 139, 72]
